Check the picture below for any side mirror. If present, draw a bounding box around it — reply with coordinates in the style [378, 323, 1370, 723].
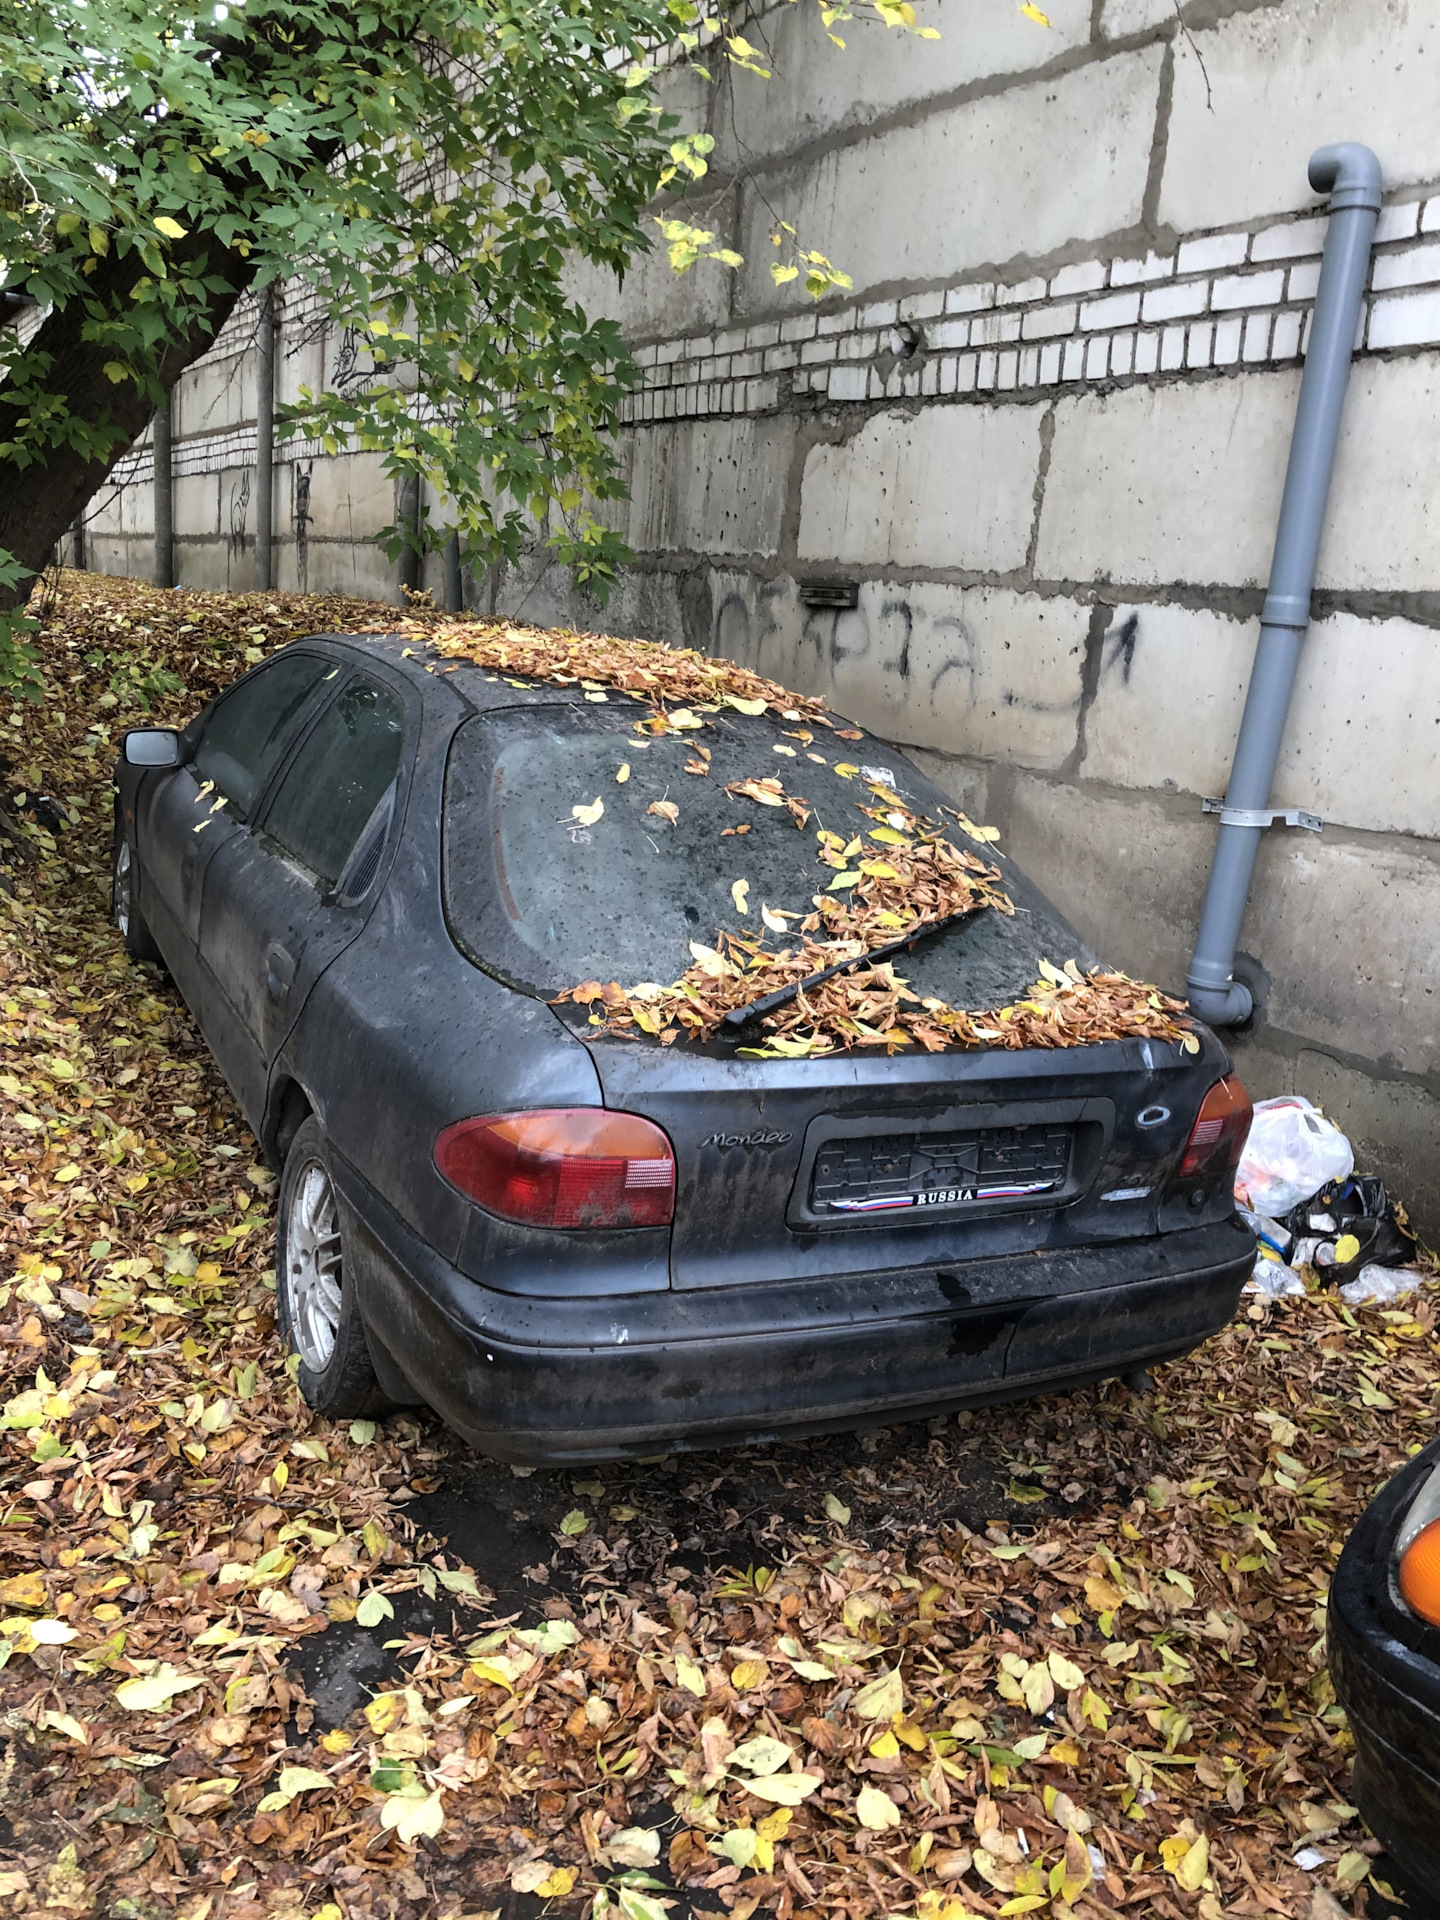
[122, 728, 187, 769]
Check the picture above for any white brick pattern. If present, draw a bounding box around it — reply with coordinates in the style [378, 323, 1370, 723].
[616, 194, 1440, 426]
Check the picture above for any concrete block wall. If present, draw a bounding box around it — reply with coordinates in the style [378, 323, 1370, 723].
[82, 0, 1440, 1231]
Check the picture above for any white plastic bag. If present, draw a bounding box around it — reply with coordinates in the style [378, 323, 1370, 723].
[1339, 1265, 1423, 1308]
[1244, 1252, 1305, 1299]
[1235, 1096, 1353, 1217]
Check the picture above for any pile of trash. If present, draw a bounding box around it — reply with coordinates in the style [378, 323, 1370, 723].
[1237, 1096, 1425, 1305]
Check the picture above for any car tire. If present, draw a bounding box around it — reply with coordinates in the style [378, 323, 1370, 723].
[111, 809, 164, 964]
[276, 1116, 392, 1420]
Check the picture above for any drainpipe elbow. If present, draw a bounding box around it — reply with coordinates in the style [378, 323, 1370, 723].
[1309, 142, 1383, 212]
[1184, 976, 1254, 1029]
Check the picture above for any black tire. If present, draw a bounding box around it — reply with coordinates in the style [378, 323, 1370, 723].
[111, 805, 163, 963]
[275, 1115, 392, 1419]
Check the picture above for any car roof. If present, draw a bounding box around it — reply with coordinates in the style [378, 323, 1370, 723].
[307, 631, 614, 718]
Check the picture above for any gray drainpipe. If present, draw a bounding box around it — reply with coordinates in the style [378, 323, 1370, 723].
[1185, 142, 1382, 1027]
[254, 285, 276, 592]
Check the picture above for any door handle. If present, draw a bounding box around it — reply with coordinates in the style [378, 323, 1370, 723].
[266, 943, 296, 1002]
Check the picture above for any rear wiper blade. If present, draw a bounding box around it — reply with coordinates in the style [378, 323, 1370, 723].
[720, 905, 989, 1038]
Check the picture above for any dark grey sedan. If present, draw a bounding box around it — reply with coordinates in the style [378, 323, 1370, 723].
[112, 631, 1255, 1461]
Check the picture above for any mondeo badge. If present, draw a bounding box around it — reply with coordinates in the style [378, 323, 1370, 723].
[704, 1128, 793, 1151]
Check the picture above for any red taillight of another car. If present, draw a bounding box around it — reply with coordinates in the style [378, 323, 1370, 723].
[435, 1109, 675, 1229]
[1174, 1075, 1254, 1184]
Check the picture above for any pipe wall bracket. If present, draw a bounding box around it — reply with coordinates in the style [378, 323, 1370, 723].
[1201, 799, 1323, 832]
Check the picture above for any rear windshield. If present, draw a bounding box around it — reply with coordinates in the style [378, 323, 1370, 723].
[442, 700, 1094, 1008]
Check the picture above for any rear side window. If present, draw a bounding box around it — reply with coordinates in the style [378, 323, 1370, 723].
[263, 677, 404, 886]
[442, 702, 1093, 1005]
[193, 651, 333, 817]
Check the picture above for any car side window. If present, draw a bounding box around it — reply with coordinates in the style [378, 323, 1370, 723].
[192, 652, 335, 819]
[262, 677, 405, 888]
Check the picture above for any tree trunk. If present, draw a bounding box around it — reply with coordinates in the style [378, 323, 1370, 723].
[0, 231, 258, 610]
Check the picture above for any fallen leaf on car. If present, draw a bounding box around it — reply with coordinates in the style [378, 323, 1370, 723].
[648, 800, 678, 824]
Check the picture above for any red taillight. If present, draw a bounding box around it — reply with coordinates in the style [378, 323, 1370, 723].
[1176, 1075, 1253, 1182]
[435, 1110, 675, 1229]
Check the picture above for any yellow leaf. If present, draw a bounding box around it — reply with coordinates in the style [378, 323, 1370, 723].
[1160, 1831, 1208, 1892]
[616, 763, 631, 783]
[535, 1866, 579, 1899]
[853, 1667, 904, 1719]
[688, 941, 730, 977]
[833, 762, 858, 778]
[0, 1573, 45, 1610]
[380, 1786, 445, 1842]
[868, 1729, 900, 1758]
[115, 1666, 204, 1712]
[1335, 1233, 1361, 1263]
[761, 904, 788, 933]
[731, 879, 750, 914]
[365, 1693, 409, 1734]
[722, 694, 768, 716]
[1084, 1574, 1125, 1613]
[824, 1491, 851, 1525]
[676, 1655, 707, 1696]
[1048, 1649, 1085, 1691]
[730, 1658, 768, 1690]
[277, 1766, 331, 1796]
[743, 1770, 822, 1804]
[1017, 0, 1050, 20]
[855, 1785, 902, 1830]
[152, 216, 189, 239]
[572, 797, 604, 826]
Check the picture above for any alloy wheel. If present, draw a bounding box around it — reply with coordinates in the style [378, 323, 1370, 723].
[286, 1160, 343, 1372]
[113, 839, 132, 938]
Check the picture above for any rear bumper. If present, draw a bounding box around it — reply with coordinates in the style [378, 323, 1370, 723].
[1329, 1441, 1440, 1899]
[332, 1151, 1253, 1462]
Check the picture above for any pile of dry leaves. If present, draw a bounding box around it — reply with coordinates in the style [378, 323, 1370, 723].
[0, 572, 1436, 1920]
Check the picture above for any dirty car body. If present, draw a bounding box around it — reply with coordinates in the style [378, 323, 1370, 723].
[113, 632, 1254, 1462]
[1329, 1439, 1440, 1898]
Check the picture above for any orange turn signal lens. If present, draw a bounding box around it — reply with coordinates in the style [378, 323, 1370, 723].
[1399, 1517, 1440, 1625]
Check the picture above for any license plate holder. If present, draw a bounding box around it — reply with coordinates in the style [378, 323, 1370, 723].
[788, 1098, 1112, 1229]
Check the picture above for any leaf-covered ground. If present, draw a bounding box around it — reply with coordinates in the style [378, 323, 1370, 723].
[1, 572, 1437, 1920]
